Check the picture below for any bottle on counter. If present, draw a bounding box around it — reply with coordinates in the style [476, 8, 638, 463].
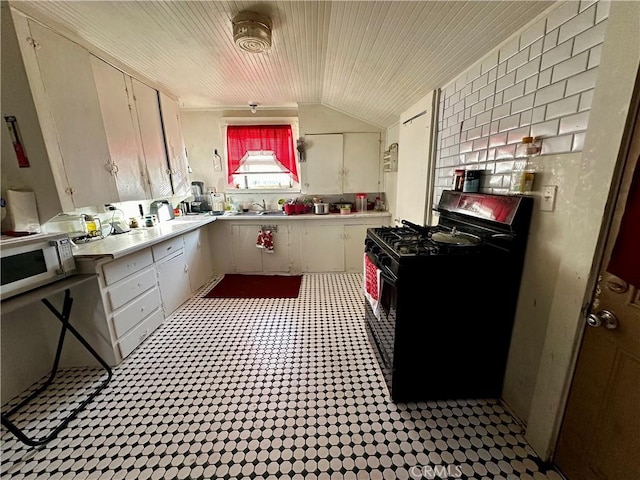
[356, 193, 367, 212]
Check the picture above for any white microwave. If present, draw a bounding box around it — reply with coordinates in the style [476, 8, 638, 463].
[1, 233, 76, 300]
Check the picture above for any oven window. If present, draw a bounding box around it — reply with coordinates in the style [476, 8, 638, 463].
[1, 250, 47, 285]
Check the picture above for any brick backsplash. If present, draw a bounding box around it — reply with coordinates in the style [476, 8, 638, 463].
[434, 0, 608, 203]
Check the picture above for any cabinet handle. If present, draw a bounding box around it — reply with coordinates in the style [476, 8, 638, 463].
[140, 306, 145, 312]
[197, 241, 201, 249]
[184, 265, 189, 273]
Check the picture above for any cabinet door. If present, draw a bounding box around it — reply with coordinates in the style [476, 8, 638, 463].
[302, 134, 343, 194]
[231, 225, 263, 273]
[184, 228, 213, 292]
[156, 251, 191, 316]
[302, 224, 344, 272]
[130, 78, 172, 198]
[262, 225, 291, 273]
[28, 21, 117, 207]
[158, 92, 191, 196]
[344, 224, 370, 272]
[343, 133, 381, 193]
[90, 56, 148, 201]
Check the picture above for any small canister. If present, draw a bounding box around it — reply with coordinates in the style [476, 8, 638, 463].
[355, 193, 367, 212]
[462, 170, 481, 193]
[453, 169, 465, 191]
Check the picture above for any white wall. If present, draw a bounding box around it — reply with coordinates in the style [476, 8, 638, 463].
[430, 0, 639, 461]
[182, 103, 386, 210]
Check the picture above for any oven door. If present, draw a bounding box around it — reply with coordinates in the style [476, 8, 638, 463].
[364, 260, 398, 393]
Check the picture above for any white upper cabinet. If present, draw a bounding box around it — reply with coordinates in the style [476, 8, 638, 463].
[158, 92, 191, 197]
[90, 56, 148, 201]
[302, 132, 380, 195]
[302, 134, 343, 195]
[27, 20, 118, 209]
[130, 78, 172, 198]
[343, 132, 381, 193]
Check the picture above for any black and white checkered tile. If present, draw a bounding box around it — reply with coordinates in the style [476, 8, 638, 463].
[1, 274, 562, 480]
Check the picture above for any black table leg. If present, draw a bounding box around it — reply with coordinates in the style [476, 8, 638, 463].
[1, 288, 112, 447]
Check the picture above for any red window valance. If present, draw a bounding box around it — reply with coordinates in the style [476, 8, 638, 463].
[226, 125, 298, 183]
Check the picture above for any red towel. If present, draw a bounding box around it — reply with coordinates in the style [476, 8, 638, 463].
[256, 230, 274, 253]
[363, 253, 381, 318]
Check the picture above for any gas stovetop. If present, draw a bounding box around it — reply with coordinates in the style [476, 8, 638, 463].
[368, 225, 487, 257]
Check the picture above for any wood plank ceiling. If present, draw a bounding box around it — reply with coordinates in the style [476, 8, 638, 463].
[11, 0, 555, 128]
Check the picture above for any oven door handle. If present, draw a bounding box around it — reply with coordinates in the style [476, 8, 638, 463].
[366, 252, 398, 285]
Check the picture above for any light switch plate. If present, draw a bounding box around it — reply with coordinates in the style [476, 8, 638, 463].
[541, 185, 557, 212]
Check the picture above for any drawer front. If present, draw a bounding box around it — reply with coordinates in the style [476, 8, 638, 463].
[108, 267, 157, 311]
[103, 249, 153, 285]
[112, 287, 161, 338]
[118, 308, 164, 359]
[152, 236, 184, 262]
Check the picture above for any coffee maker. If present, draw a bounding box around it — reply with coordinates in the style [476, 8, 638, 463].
[190, 181, 212, 212]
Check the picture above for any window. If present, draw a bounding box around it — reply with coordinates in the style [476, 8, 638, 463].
[226, 125, 298, 190]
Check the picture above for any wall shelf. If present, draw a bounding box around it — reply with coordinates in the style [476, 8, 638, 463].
[383, 143, 398, 172]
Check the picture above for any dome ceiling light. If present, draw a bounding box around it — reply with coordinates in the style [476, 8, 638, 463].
[232, 11, 272, 54]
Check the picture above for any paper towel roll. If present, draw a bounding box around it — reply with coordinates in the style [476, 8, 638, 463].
[5, 190, 41, 233]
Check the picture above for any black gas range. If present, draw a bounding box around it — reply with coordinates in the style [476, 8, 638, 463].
[363, 190, 533, 402]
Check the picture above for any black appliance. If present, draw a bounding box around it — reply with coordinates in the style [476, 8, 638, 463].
[364, 190, 533, 402]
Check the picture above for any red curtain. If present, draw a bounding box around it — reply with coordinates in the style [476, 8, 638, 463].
[226, 125, 298, 183]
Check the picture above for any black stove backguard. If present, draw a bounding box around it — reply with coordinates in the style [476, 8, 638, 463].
[364, 191, 533, 402]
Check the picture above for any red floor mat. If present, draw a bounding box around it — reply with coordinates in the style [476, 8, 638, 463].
[204, 274, 303, 298]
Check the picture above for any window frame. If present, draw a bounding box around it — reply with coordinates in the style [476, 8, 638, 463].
[221, 117, 301, 193]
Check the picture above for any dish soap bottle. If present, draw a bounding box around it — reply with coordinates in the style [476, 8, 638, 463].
[509, 137, 539, 194]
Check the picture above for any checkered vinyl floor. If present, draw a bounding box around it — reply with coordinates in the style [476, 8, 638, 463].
[1, 274, 562, 479]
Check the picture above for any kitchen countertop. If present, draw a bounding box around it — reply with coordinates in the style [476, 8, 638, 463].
[71, 210, 391, 259]
[72, 215, 217, 259]
[216, 211, 391, 220]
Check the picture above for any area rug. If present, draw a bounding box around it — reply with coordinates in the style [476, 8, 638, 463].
[204, 274, 303, 299]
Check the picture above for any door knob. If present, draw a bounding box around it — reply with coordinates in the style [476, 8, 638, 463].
[586, 310, 618, 330]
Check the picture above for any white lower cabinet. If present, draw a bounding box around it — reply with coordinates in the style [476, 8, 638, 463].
[156, 250, 191, 317]
[184, 228, 213, 292]
[344, 224, 371, 272]
[301, 223, 372, 273]
[231, 224, 291, 273]
[75, 226, 213, 365]
[301, 224, 345, 272]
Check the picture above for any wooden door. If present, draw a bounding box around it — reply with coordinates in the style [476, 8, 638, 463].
[554, 92, 640, 480]
[156, 251, 190, 317]
[343, 132, 381, 193]
[395, 92, 433, 226]
[184, 228, 213, 292]
[262, 225, 291, 273]
[344, 224, 369, 272]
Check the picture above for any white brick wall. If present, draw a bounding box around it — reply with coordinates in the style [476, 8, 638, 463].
[434, 0, 608, 202]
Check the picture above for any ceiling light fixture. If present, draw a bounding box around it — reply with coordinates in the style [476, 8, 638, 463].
[249, 103, 258, 114]
[232, 11, 272, 54]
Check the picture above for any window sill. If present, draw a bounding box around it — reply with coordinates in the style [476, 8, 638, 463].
[225, 188, 302, 195]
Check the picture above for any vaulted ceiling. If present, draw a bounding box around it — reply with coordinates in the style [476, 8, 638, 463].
[11, 0, 555, 128]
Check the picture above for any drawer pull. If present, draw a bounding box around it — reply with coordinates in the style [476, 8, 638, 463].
[140, 306, 145, 312]
[167, 246, 172, 250]
[137, 283, 142, 288]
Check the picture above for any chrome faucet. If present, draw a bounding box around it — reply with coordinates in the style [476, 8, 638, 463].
[253, 200, 267, 211]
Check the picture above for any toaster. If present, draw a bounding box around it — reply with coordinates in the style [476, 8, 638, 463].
[149, 200, 175, 222]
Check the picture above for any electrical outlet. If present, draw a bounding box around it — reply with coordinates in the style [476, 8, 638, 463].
[540, 185, 557, 212]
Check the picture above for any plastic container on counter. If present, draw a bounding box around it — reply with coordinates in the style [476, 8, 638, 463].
[355, 193, 367, 212]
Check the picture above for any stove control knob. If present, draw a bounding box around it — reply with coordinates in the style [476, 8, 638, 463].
[379, 255, 391, 267]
